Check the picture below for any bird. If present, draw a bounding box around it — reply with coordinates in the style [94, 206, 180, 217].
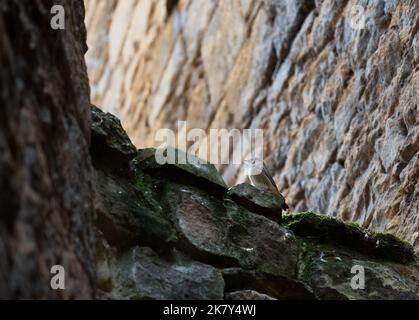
[244, 158, 289, 211]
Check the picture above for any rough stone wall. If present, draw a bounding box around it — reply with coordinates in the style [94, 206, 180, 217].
[0, 0, 95, 298]
[91, 106, 418, 300]
[85, 0, 419, 247]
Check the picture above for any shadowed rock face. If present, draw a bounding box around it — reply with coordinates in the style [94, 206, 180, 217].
[102, 247, 225, 300]
[92, 106, 418, 300]
[283, 212, 415, 264]
[85, 0, 419, 247]
[0, 0, 95, 299]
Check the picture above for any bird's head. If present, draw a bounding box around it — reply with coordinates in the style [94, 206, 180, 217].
[244, 157, 264, 175]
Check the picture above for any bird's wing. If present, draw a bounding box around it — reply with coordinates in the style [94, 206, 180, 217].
[263, 162, 279, 193]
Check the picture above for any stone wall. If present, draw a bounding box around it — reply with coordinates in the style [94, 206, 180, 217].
[0, 0, 95, 298]
[85, 0, 418, 247]
[91, 105, 418, 300]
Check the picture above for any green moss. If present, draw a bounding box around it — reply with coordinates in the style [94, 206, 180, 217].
[282, 212, 415, 264]
[295, 239, 318, 285]
[95, 169, 178, 250]
[283, 211, 335, 227]
[346, 221, 363, 232]
[282, 212, 351, 243]
[132, 167, 163, 211]
[369, 231, 415, 263]
[372, 231, 411, 246]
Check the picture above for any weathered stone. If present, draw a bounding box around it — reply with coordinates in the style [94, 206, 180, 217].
[109, 247, 225, 300]
[85, 0, 419, 249]
[91, 105, 137, 177]
[226, 183, 287, 222]
[222, 268, 314, 300]
[283, 212, 415, 263]
[90, 109, 419, 300]
[298, 241, 419, 300]
[94, 169, 177, 249]
[91, 105, 136, 157]
[162, 183, 299, 279]
[133, 147, 228, 191]
[91, 106, 177, 250]
[90, 110, 175, 249]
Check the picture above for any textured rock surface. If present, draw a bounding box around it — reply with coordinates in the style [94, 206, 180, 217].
[103, 246, 225, 300]
[299, 241, 419, 300]
[134, 147, 228, 189]
[91, 106, 418, 300]
[283, 212, 415, 263]
[226, 183, 287, 222]
[0, 0, 95, 298]
[85, 0, 419, 247]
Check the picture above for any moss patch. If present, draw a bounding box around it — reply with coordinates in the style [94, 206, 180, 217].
[282, 212, 415, 263]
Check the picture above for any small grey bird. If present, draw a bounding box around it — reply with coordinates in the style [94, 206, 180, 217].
[244, 158, 289, 210]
